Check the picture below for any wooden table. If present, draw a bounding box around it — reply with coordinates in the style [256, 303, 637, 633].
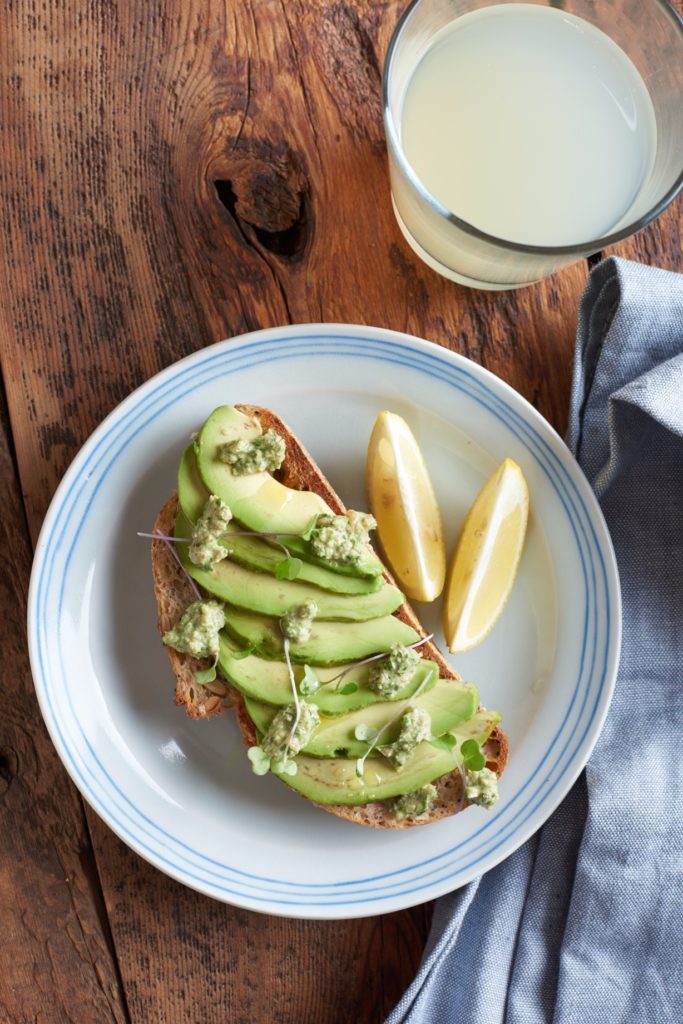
[1, 2, 680, 1021]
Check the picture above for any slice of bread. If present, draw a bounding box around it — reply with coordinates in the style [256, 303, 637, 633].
[151, 405, 508, 828]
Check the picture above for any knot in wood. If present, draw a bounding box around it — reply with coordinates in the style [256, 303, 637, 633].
[229, 155, 306, 235]
[214, 143, 311, 260]
[0, 747, 18, 797]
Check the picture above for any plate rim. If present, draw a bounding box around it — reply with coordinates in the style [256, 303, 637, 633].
[27, 323, 622, 918]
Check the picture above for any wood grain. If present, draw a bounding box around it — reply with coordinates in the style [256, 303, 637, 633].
[0, 387, 129, 1023]
[90, 810, 433, 1023]
[0, 0, 614, 1022]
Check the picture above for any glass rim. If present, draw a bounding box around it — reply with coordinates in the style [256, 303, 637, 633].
[382, 0, 683, 258]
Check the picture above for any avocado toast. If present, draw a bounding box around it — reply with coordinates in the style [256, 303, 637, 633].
[151, 404, 508, 828]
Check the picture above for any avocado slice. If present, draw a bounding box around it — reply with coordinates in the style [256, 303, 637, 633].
[272, 711, 501, 805]
[195, 406, 383, 578]
[178, 447, 383, 596]
[196, 405, 328, 535]
[244, 678, 480, 758]
[274, 741, 453, 804]
[224, 606, 420, 664]
[218, 635, 439, 714]
[174, 510, 403, 621]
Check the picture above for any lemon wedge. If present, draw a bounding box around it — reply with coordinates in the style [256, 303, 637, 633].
[366, 411, 445, 602]
[443, 458, 529, 653]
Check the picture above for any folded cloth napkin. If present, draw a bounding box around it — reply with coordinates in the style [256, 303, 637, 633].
[386, 256, 683, 1024]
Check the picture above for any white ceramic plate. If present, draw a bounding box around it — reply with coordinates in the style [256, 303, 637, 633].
[28, 325, 621, 919]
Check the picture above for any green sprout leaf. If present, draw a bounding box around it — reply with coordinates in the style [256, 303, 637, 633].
[339, 682, 359, 695]
[461, 738, 486, 771]
[300, 516, 320, 542]
[272, 755, 298, 776]
[230, 643, 256, 661]
[299, 665, 320, 696]
[467, 750, 486, 771]
[429, 734, 457, 753]
[354, 723, 379, 742]
[275, 557, 304, 581]
[247, 746, 271, 776]
[194, 662, 217, 685]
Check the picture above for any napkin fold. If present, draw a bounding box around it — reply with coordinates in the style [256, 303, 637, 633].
[386, 257, 683, 1024]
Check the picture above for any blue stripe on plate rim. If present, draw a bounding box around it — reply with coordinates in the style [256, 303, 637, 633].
[29, 328, 618, 911]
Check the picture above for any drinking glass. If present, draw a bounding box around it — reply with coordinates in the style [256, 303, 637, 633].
[383, 0, 683, 290]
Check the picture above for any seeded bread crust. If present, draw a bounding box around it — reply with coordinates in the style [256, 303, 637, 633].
[151, 405, 508, 827]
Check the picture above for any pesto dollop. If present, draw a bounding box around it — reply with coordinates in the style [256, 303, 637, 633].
[464, 766, 499, 810]
[261, 701, 321, 766]
[392, 783, 437, 820]
[369, 642, 421, 697]
[280, 600, 317, 644]
[218, 430, 286, 475]
[309, 510, 376, 567]
[381, 707, 432, 768]
[188, 495, 233, 569]
[163, 599, 225, 659]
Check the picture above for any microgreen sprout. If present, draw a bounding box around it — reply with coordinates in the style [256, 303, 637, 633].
[148, 530, 202, 600]
[194, 658, 219, 686]
[247, 741, 299, 778]
[354, 723, 378, 743]
[461, 738, 486, 772]
[320, 634, 434, 692]
[247, 746, 271, 776]
[300, 516, 319, 541]
[139, 526, 306, 566]
[299, 665, 320, 696]
[354, 672, 431, 779]
[275, 556, 304, 580]
[247, 745, 299, 777]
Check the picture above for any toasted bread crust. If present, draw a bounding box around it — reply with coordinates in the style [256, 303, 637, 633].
[151, 405, 508, 827]
[152, 497, 230, 719]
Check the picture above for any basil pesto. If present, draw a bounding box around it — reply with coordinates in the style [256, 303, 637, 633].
[464, 766, 499, 809]
[392, 783, 437, 820]
[218, 430, 286, 475]
[369, 642, 421, 697]
[381, 707, 432, 768]
[163, 599, 225, 659]
[280, 600, 318, 643]
[309, 510, 377, 567]
[188, 495, 233, 569]
[262, 704, 321, 770]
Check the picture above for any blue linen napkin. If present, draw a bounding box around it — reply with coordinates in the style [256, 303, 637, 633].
[386, 257, 683, 1024]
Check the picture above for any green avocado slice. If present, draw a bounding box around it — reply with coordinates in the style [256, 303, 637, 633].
[274, 742, 452, 804]
[223, 606, 420, 665]
[195, 406, 383, 578]
[178, 447, 383, 596]
[197, 405, 329, 532]
[244, 678, 480, 758]
[217, 635, 439, 714]
[174, 511, 403, 621]
[272, 711, 501, 805]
